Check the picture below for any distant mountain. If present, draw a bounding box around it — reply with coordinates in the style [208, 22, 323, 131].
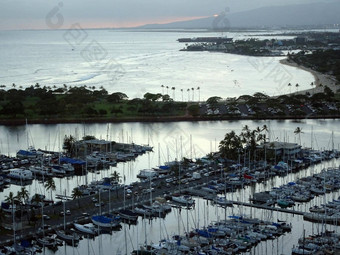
[137, 1, 340, 29]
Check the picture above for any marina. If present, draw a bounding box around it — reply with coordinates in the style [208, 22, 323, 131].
[0, 120, 339, 254]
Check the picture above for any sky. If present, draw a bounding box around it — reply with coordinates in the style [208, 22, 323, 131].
[0, 0, 332, 30]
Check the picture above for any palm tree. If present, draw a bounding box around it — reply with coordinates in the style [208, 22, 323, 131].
[31, 194, 43, 206]
[180, 89, 183, 101]
[44, 178, 56, 203]
[17, 187, 29, 204]
[16, 188, 29, 224]
[5, 191, 16, 204]
[12, 83, 16, 88]
[262, 124, 269, 142]
[294, 127, 303, 145]
[171, 87, 175, 100]
[71, 187, 83, 208]
[5, 192, 17, 242]
[166, 86, 169, 95]
[197, 87, 200, 102]
[187, 89, 190, 102]
[161, 85, 164, 94]
[191, 87, 195, 101]
[295, 83, 299, 92]
[310, 82, 315, 94]
[111, 170, 122, 198]
[288, 83, 292, 94]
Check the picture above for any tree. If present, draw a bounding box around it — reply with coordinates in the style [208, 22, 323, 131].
[171, 87, 175, 100]
[63, 135, 76, 154]
[294, 127, 303, 145]
[262, 125, 269, 142]
[288, 83, 292, 94]
[191, 87, 195, 101]
[5, 191, 16, 204]
[253, 92, 269, 100]
[44, 178, 56, 203]
[197, 87, 200, 102]
[5, 192, 18, 217]
[324, 86, 334, 98]
[143, 93, 162, 102]
[71, 187, 83, 208]
[17, 187, 29, 205]
[0, 100, 24, 117]
[166, 86, 169, 95]
[187, 104, 200, 116]
[161, 85, 164, 94]
[111, 170, 121, 198]
[206, 96, 222, 106]
[180, 89, 184, 101]
[187, 89, 190, 101]
[107, 92, 128, 103]
[219, 131, 243, 160]
[295, 83, 299, 92]
[162, 94, 171, 102]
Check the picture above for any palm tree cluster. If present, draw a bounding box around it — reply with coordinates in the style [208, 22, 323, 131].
[160, 85, 201, 102]
[219, 125, 269, 160]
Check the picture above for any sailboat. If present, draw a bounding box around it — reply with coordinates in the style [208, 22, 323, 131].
[74, 223, 97, 235]
[91, 214, 121, 228]
[171, 194, 194, 205]
[36, 203, 58, 249]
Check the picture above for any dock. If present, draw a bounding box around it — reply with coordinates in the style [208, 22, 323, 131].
[185, 187, 305, 216]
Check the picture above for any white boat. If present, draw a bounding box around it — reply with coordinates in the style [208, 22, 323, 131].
[74, 223, 97, 235]
[55, 229, 80, 243]
[213, 196, 233, 206]
[172, 195, 195, 205]
[36, 236, 57, 248]
[50, 165, 66, 175]
[7, 168, 33, 180]
[133, 205, 153, 217]
[29, 165, 54, 177]
[292, 247, 313, 255]
[16, 146, 43, 158]
[137, 169, 158, 179]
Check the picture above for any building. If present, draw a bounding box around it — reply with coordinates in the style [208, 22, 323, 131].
[258, 141, 301, 158]
[75, 139, 114, 154]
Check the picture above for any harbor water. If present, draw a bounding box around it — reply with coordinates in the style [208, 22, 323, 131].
[0, 120, 339, 254]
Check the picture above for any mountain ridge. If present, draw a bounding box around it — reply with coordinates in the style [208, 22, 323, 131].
[137, 2, 340, 29]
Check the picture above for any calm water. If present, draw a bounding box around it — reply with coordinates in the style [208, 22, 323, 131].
[0, 29, 315, 99]
[1, 119, 339, 201]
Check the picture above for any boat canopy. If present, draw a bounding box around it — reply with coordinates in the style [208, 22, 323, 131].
[60, 157, 85, 165]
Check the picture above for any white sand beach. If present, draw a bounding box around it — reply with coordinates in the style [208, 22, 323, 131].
[280, 58, 339, 96]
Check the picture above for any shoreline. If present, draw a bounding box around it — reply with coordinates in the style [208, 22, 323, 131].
[279, 58, 339, 95]
[0, 57, 338, 126]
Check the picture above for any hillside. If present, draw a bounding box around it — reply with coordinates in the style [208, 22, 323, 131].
[138, 1, 340, 29]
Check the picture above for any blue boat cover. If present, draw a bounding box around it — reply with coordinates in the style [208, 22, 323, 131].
[60, 157, 86, 165]
[159, 165, 170, 170]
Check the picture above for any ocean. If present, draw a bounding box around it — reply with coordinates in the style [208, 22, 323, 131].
[0, 29, 316, 100]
